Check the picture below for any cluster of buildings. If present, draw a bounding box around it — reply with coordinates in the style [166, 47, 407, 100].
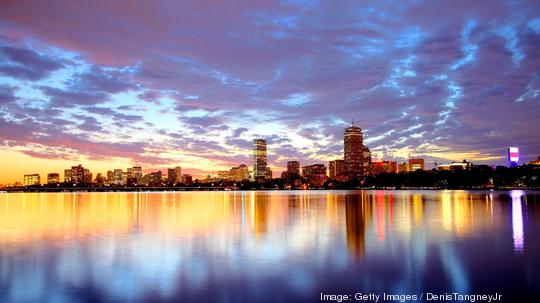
[23, 164, 193, 187]
[16, 125, 540, 188]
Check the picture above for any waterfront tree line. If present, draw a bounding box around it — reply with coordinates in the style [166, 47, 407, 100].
[357, 165, 540, 189]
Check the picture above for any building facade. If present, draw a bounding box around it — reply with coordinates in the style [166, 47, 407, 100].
[229, 164, 250, 182]
[253, 138, 268, 180]
[408, 159, 425, 171]
[370, 161, 398, 175]
[302, 164, 328, 187]
[329, 159, 345, 178]
[287, 161, 300, 174]
[344, 125, 367, 179]
[47, 173, 60, 184]
[24, 174, 40, 186]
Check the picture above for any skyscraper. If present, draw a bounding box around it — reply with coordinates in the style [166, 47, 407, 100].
[253, 138, 268, 180]
[507, 147, 519, 167]
[174, 166, 182, 183]
[344, 125, 365, 179]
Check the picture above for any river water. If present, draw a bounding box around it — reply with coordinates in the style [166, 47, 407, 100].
[0, 190, 539, 302]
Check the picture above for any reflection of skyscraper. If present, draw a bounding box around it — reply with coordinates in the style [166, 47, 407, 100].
[345, 194, 367, 260]
[511, 190, 524, 252]
[253, 138, 268, 180]
[253, 193, 268, 235]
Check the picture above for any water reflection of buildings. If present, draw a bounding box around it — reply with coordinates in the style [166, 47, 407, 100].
[252, 193, 268, 235]
[345, 193, 369, 260]
[511, 190, 524, 253]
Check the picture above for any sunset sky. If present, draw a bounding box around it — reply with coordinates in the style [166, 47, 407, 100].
[1, 0, 539, 183]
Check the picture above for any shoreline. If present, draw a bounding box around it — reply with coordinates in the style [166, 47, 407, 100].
[1, 187, 539, 193]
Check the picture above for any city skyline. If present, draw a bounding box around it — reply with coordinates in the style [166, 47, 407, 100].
[1, 1, 540, 184]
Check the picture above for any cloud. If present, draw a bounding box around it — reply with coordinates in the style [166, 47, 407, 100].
[0, 46, 63, 80]
[0, 0, 539, 179]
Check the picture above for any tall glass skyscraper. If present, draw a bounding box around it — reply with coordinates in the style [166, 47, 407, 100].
[253, 138, 268, 179]
[344, 125, 365, 179]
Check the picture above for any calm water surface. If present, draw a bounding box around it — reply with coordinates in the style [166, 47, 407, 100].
[0, 190, 539, 302]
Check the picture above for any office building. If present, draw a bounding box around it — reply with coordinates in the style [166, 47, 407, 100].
[47, 173, 60, 184]
[174, 166, 182, 183]
[362, 146, 372, 171]
[229, 164, 250, 181]
[106, 170, 114, 184]
[132, 166, 143, 183]
[507, 147, 519, 167]
[182, 174, 193, 185]
[398, 162, 408, 173]
[282, 160, 301, 186]
[287, 161, 300, 174]
[437, 160, 473, 171]
[24, 174, 40, 186]
[168, 167, 179, 185]
[302, 164, 328, 187]
[84, 168, 92, 183]
[95, 173, 105, 184]
[218, 171, 230, 180]
[329, 159, 345, 178]
[70, 164, 85, 183]
[344, 125, 370, 179]
[370, 161, 398, 175]
[253, 138, 268, 180]
[113, 169, 124, 185]
[64, 169, 72, 183]
[408, 158, 425, 171]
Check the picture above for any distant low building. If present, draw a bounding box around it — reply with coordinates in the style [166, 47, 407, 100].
[437, 160, 473, 171]
[287, 161, 300, 175]
[408, 158, 425, 171]
[218, 171, 230, 180]
[24, 174, 40, 186]
[398, 162, 408, 173]
[47, 173, 60, 184]
[229, 164, 250, 182]
[530, 156, 540, 165]
[182, 174, 193, 185]
[302, 164, 328, 187]
[95, 173, 105, 184]
[142, 171, 162, 186]
[329, 159, 345, 178]
[370, 161, 397, 175]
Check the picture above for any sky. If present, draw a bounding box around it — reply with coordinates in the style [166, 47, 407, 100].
[0, 0, 539, 183]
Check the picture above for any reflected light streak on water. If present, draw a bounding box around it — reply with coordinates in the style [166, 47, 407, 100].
[511, 190, 524, 253]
